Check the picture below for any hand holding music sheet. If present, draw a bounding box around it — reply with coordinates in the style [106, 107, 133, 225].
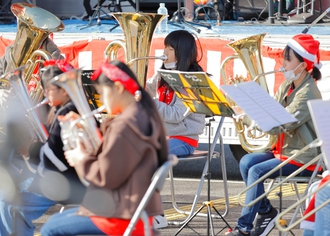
[220, 81, 298, 132]
[307, 99, 330, 170]
[157, 69, 234, 117]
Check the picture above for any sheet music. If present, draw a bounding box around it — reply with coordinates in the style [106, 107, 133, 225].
[220, 81, 298, 132]
[158, 69, 234, 117]
[307, 99, 330, 170]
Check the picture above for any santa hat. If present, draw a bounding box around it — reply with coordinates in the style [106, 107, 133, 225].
[287, 34, 321, 71]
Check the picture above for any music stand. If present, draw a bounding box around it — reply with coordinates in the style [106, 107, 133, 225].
[158, 69, 233, 235]
[81, 0, 117, 30]
[109, 0, 139, 32]
[169, 0, 212, 34]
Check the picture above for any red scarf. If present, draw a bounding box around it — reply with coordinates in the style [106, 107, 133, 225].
[157, 83, 174, 105]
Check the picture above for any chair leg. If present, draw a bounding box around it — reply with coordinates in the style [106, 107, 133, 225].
[169, 159, 210, 225]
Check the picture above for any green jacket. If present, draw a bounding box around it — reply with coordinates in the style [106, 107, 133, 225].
[269, 73, 322, 164]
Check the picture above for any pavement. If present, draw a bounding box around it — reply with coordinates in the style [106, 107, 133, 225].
[33, 177, 307, 236]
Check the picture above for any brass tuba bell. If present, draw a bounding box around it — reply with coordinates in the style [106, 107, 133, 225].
[0, 3, 64, 103]
[220, 33, 281, 153]
[104, 12, 165, 88]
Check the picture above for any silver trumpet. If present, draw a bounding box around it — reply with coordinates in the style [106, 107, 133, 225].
[50, 69, 103, 186]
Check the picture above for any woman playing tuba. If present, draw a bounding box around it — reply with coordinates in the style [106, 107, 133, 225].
[225, 34, 322, 236]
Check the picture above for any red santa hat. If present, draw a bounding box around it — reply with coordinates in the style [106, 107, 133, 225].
[287, 34, 321, 71]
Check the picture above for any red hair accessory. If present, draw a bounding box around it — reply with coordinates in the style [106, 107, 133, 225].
[43, 56, 74, 73]
[91, 62, 140, 97]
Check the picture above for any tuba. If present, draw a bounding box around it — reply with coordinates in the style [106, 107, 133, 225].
[50, 69, 103, 186]
[104, 12, 166, 88]
[220, 33, 283, 153]
[0, 3, 64, 103]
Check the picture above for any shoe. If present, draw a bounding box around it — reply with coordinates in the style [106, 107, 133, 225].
[153, 214, 168, 229]
[251, 207, 278, 236]
[225, 229, 250, 236]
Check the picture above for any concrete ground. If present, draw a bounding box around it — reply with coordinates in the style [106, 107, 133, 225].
[33, 177, 306, 236]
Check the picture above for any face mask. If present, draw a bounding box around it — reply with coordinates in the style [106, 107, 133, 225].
[283, 63, 304, 81]
[164, 61, 177, 69]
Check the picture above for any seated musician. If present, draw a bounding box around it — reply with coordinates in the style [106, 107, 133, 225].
[226, 34, 322, 236]
[40, 60, 168, 236]
[145, 29, 206, 229]
[0, 59, 86, 236]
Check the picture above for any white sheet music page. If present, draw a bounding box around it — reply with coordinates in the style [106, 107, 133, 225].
[307, 99, 330, 170]
[220, 81, 297, 132]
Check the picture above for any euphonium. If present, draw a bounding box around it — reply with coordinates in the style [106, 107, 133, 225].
[220, 33, 282, 153]
[50, 69, 103, 186]
[104, 12, 165, 88]
[1, 66, 50, 173]
[0, 3, 64, 103]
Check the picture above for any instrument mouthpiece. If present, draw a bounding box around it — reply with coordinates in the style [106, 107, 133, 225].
[159, 55, 167, 61]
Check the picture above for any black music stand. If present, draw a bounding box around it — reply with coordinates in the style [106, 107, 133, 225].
[81, 0, 117, 30]
[169, 0, 212, 34]
[158, 69, 233, 235]
[109, 0, 138, 32]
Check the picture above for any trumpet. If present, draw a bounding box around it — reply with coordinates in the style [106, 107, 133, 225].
[237, 139, 322, 208]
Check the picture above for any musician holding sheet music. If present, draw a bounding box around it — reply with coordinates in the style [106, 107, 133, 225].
[225, 34, 323, 236]
[146, 30, 206, 229]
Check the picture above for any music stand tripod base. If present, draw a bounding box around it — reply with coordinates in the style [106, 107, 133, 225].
[170, 0, 212, 34]
[81, 2, 117, 30]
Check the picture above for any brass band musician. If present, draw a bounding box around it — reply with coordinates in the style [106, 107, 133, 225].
[226, 34, 322, 236]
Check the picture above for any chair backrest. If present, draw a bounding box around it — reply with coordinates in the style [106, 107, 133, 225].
[123, 154, 178, 236]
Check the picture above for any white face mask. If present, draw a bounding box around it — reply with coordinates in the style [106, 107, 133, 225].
[164, 61, 177, 69]
[283, 63, 304, 81]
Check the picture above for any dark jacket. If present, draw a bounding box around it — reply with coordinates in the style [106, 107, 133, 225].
[29, 101, 86, 205]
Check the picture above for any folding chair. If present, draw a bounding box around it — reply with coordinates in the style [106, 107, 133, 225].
[168, 120, 231, 226]
[168, 150, 220, 224]
[265, 155, 325, 236]
[123, 154, 179, 236]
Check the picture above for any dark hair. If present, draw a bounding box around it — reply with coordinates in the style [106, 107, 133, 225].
[40, 66, 63, 89]
[162, 30, 204, 72]
[283, 46, 321, 81]
[92, 60, 168, 166]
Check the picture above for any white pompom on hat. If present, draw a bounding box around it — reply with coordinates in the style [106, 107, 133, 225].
[287, 34, 321, 71]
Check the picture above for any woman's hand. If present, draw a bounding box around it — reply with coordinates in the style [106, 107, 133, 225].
[232, 106, 244, 116]
[64, 140, 87, 167]
[57, 111, 80, 123]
